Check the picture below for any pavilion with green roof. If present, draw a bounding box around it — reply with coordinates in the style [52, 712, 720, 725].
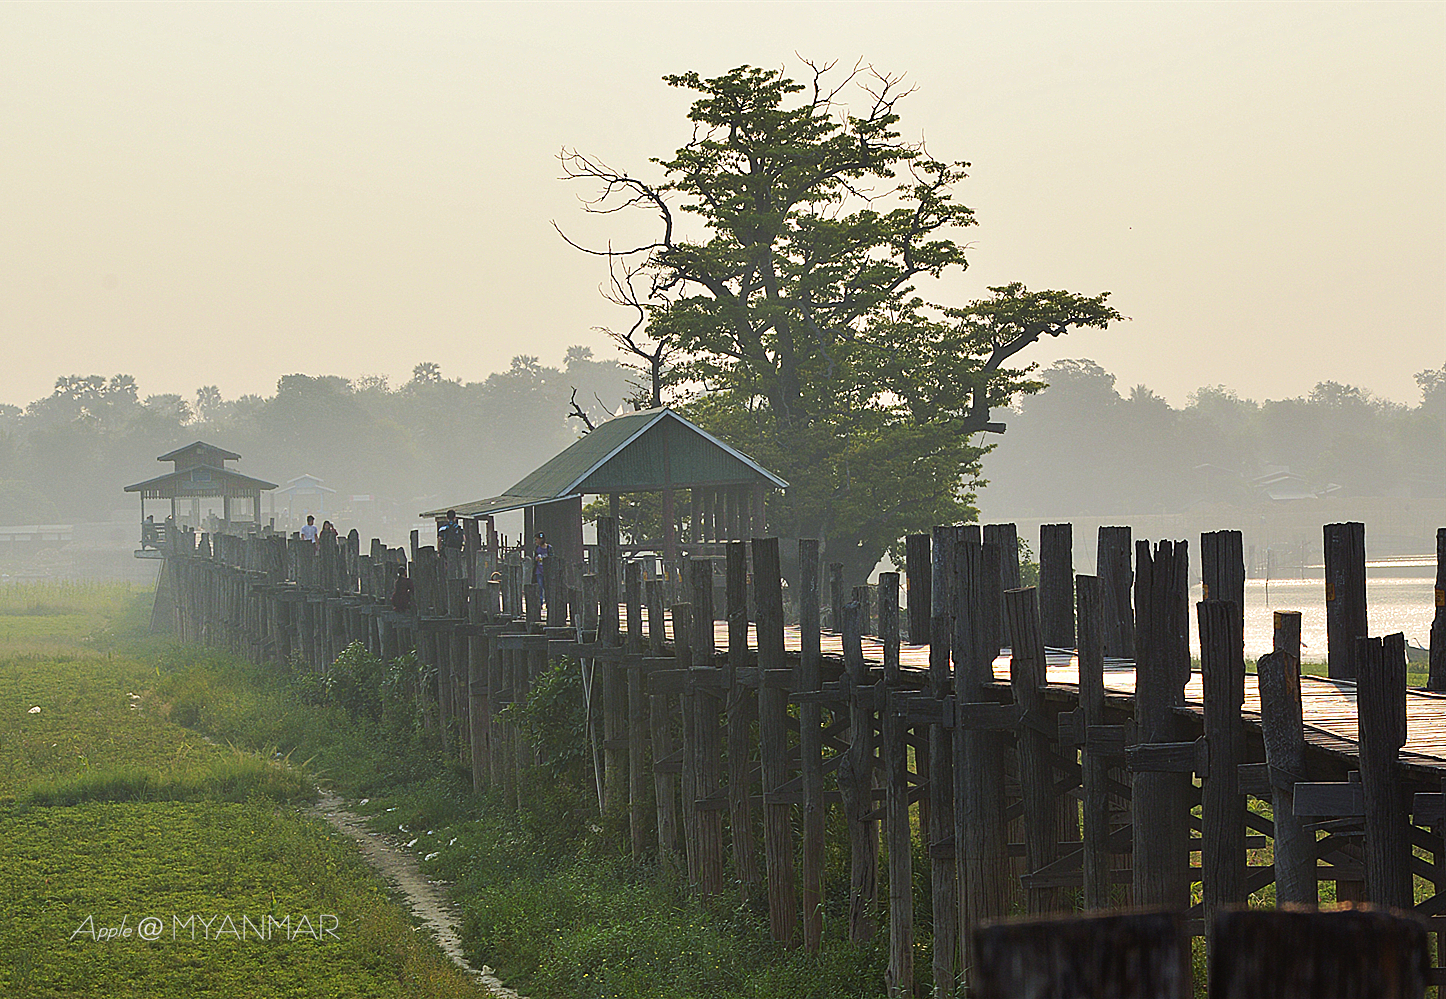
[422, 407, 787, 566]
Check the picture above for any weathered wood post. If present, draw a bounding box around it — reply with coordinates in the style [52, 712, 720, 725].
[597, 517, 625, 815]
[973, 911, 1191, 999]
[1076, 574, 1112, 910]
[878, 572, 912, 997]
[906, 533, 931, 646]
[755, 537, 798, 945]
[839, 599, 878, 943]
[1210, 906, 1429, 999]
[625, 560, 648, 862]
[689, 558, 724, 899]
[921, 532, 955, 995]
[673, 600, 699, 887]
[468, 585, 489, 793]
[984, 523, 1020, 655]
[830, 562, 845, 633]
[797, 538, 823, 949]
[1130, 539, 1193, 910]
[1097, 526, 1135, 661]
[646, 578, 678, 866]
[1357, 632, 1411, 908]
[1198, 598, 1246, 959]
[1324, 521, 1368, 680]
[955, 536, 1011, 979]
[1429, 527, 1446, 691]
[1005, 587, 1061, 913]
[1040, 523, 1074, 649]
[1257, 610, 1315, 904]
[725, 541, 760, 895]
[486, 617, 507, 791]
[1201, 530, 1245, 612]
[853, 584, 873, 636]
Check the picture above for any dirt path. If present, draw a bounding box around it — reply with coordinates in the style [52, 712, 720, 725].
[307, 790, 522, 998]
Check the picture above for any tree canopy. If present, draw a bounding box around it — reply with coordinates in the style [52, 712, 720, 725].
[563, 62, 1121, 578]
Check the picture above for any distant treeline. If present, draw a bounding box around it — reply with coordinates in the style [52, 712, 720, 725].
[3, 351, 1442, 532]
[0, 348, 630, 527]
[979, 359, 1446, 516]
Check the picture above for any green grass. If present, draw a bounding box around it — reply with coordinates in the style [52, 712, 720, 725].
[133, 631, 899, 997]
[0, 798, 471, 998]
[0, 585, 485, 999]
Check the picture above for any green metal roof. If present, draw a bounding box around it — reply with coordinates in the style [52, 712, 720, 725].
[156, 441, 242, 464]
[422, 408, 787, 518]
[124, 464, 278, 496]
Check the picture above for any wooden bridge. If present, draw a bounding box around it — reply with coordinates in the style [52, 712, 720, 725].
[149, 518, 1446, 996]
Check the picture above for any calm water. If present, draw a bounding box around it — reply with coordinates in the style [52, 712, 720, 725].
[1188, 575, 1437, 664]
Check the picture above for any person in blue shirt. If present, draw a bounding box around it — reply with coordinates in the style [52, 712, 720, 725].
[438, 510, 465, 554]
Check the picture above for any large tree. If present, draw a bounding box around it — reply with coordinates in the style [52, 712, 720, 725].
[562, 62, 1120, 580]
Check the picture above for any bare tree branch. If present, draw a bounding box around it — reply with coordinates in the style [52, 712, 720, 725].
[567, 387, 596, 433]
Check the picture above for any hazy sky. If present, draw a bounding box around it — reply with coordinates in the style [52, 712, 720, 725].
[3, 2, 1442, 409]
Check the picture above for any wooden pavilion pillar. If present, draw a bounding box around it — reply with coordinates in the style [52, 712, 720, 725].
[662, 488, 677, 564]
[724, 487, 738, 540]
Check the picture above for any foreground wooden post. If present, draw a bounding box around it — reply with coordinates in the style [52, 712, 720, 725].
[955, 536, 1011, 979]
[906, 533, 931, 645]
[721, 543, 759, 898]
[1429, 527, 1446, 691]
[1075, 574, 1111, 910]
[1005, 587, 1061, 913]
[1131, 539, 1193, 909]
[467, 587, 489, 793]
[839, 600, 879, 943]
[1097, 526, 1134, 660]
[726, 540, 760, 897]
[755, 537, 798, 945]
[1209, 906, 1429, 999]
[648, 589, 680, 866]
[973, 911, 1191, 999]
[1200, 527, 1243, 604]
[690, 559, 724, 899]
[878, 572, 912, 996]
[829, 562, 845, 633]
[1039, 523, 1074, 649]
[1257, 610, 1315, 904]
[919, 533, 954, 995]
[625, 561, 649, 862]
[1357, 632, 1411, 909]
[1198, 598, 1246, 957]
[985, 523, 1019, 642]
[1324, 521, 1368, 681]
[674, 600, 699, 888]
[797, 538, 824, 950]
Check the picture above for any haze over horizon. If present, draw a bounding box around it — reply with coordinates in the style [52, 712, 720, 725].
[3, 2, 1442, 410]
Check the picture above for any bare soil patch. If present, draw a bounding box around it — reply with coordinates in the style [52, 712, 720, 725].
[308, 790, 522, 998]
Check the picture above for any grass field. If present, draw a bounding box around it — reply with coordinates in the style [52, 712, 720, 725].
[0, 584, 483, 999]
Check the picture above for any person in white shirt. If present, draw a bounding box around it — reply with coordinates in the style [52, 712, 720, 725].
[300, 515, 319, 543]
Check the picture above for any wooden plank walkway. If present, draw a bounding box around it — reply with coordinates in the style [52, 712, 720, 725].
[647, 611, 1446, 775]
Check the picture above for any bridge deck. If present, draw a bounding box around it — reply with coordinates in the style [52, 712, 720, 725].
[681, 614, 1446, 774]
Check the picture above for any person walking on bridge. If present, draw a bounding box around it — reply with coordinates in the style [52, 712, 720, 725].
[532, 531, 552, 606]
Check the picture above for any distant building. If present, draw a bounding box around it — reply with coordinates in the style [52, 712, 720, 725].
[274, 474, 337, 521]
[123, 441, 277, 552]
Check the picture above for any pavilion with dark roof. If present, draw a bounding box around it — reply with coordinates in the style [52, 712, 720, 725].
[422, 407, 787, 567]
[124, 442, 277, 549]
